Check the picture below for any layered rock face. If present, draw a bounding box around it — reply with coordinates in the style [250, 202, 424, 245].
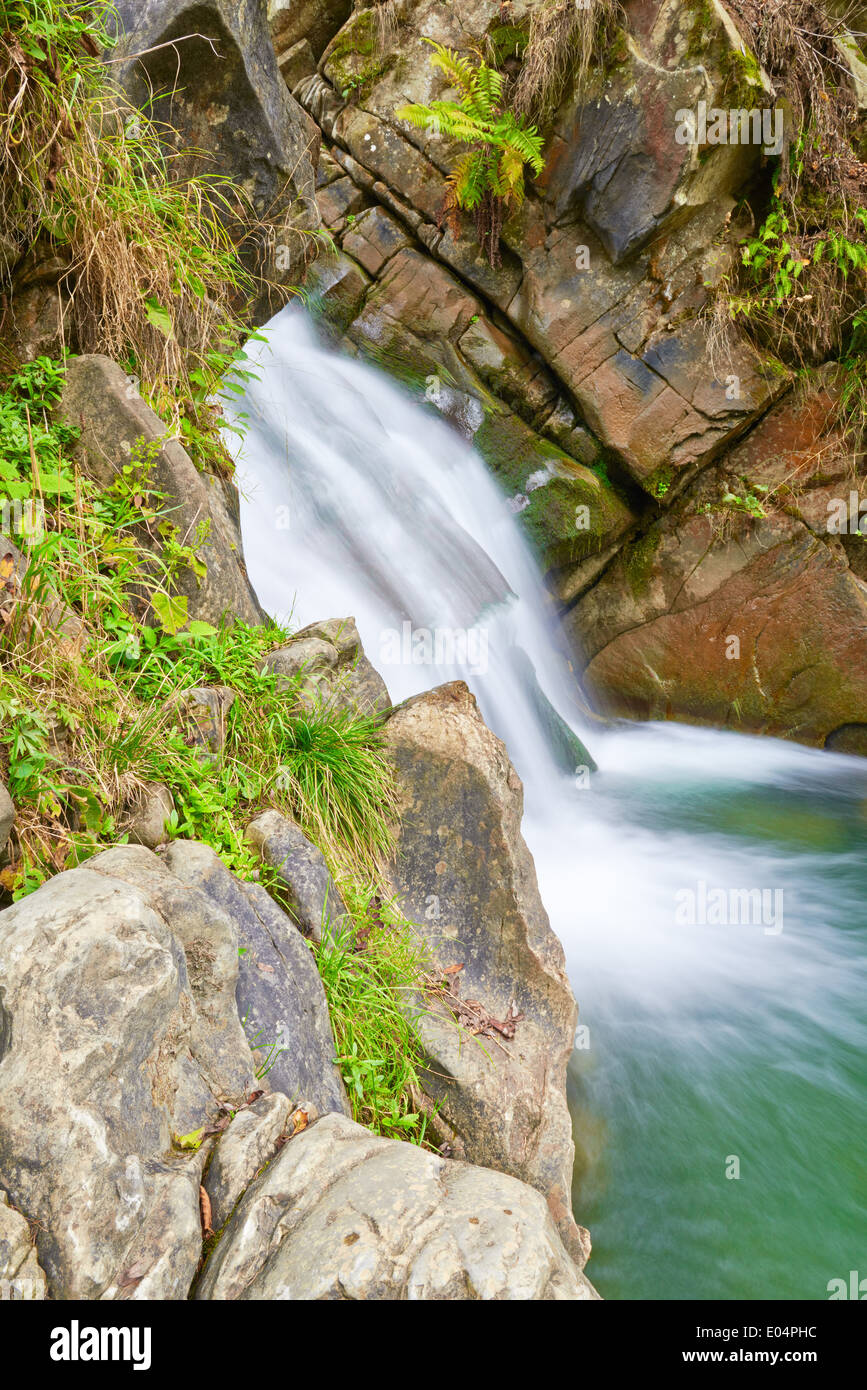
[275, 0, 867, 752]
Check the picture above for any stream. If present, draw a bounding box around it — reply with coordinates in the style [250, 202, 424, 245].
[225, 306, 867, 1301]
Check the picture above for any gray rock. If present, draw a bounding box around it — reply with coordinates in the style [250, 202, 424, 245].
[0, 781, 14, 860]
[203, 1092, 292, 1231]
[0, 850, 257, 1299]
[383, 682, 589, 1266]
[183, 685, 237, 755]
[0, 1191, 47, 1299]
[163, 839, 349, 1116]
[277, 38, 317, 92]
[125, 783, 174, 850]
[269, 0, 351, 61]
[196, 1112, 598, 1300]
[244, 810, 351, 944]
[111, 0, 320, 301]
[60, 356, 263, 629]
[263, 615, 390, 717]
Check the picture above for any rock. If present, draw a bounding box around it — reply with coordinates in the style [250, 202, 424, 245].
[59, 355, 263, 628]
[268, 0, 351, 62]
[0, 846, 258, 1298]
[0, 1191, 47, 1299]
[382, 682, 588, 1264]
[565, 383, 867, 752]
[111, 0, 320, 300]
[473, 407, 637, 575]
[195, 1111, 598, 1300]
[183, 685, 237, 755]
[0, 782, 14, 861]
[303, 249, 371, 336]
[316, 175, 370, 230]
[244, 810, 352, 944]
[125, 783, 174, 850]
[203, 1092, 293, 1232]
[276, 38, 317, 92]
[342, 206, 413, 277]
[163, 839, 349, 1116]
[262, 615, 391, 716]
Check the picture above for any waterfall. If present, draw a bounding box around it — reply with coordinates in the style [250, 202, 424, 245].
[225, 306, 867, 1301]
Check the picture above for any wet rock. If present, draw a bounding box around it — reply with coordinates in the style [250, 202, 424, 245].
[164, 838, 349, 1115]
[244, 810, 351, 944]
[342, 206, 412, 277]
[196, 1112, 598, 1300]
[304, 249, 371, 336]
[566, 385, 867, 751]
[383, 682, 588, 1265]
[59, 355, 262, 628]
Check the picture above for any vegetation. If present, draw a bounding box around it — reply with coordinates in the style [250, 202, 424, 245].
[511, 0, 621, 126]
[0, 353, 437, 1143]
[718, 0, 867, 448]
[317, 885, 432, 1143]
[0, 0, 264, 472]
[397, 42, 545, 267]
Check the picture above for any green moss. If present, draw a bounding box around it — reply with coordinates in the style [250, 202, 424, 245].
[625, 528, 662, 599]
[723, 43, 765, 107]
[323, 10, 391, 101]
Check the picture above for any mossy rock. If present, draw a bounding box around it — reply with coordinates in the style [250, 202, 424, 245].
[322, 8, 391, 101]
[474, 410, 635, 570]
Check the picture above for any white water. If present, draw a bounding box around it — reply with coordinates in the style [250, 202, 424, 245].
[226, 308, 867, 1300]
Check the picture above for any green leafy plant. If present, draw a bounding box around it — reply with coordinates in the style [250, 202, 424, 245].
[396, 41, 544, 267]
[316, 885, 433, 1144]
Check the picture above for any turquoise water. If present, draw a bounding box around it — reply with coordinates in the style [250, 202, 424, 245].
[547, 730, 867, 1300]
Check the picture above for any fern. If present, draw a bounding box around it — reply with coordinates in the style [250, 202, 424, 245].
[396, 41, 544, 267]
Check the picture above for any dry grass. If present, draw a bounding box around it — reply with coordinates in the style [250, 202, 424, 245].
[0, 2, 256, 396]
[512, 0, 621, 125]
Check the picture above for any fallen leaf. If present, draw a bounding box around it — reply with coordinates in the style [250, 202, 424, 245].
[199, 1185, 213, 1238]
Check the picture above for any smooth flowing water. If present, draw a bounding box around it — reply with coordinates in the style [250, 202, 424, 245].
[225, 308, 867, 1301]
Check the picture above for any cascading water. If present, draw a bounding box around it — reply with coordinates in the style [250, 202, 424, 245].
[225, 306, 867, 1301]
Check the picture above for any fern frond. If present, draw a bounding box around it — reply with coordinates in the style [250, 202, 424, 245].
[424, 40, 480, 104]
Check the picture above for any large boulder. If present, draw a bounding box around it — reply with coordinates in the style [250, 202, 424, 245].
[196, 1111, 598, 1299]
[382, 682, 587, 1264]
[0, 845, 257, 1299]
[163, 839, 350, 1115]
[60, 354, 263, 629]
[111, 0, 320, 301]
[566, 385, 867, 751]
